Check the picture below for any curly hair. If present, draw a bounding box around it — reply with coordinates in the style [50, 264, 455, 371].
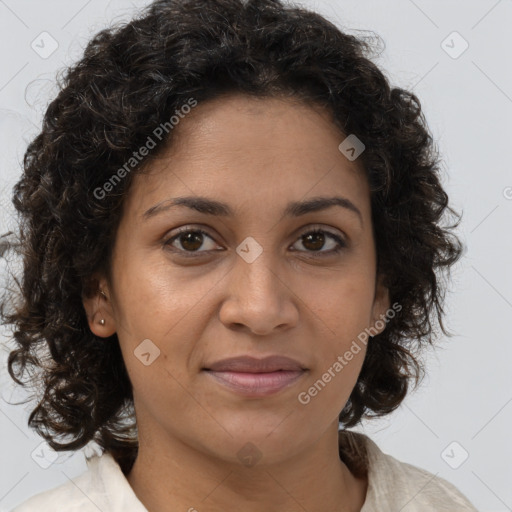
[1, 0, 463, 475]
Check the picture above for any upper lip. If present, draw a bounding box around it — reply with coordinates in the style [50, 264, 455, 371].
[204, 355, 307, 373]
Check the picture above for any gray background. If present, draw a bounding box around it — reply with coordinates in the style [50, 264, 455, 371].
[0, 0, 511, 510]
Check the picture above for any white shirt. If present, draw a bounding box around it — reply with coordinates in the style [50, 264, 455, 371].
[11, 432, 479, 511]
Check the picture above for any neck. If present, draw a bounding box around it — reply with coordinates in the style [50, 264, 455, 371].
[126, 423, 368, 512]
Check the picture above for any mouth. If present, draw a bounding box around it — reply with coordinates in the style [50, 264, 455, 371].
[202, 355, 308, 398]
[203, 369, 306, 397]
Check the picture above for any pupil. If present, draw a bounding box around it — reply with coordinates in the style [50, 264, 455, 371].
[303, 232, 324, 251]
[181, 232, 203, 251]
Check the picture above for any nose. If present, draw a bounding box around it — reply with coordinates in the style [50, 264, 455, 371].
[218, 247, 299, 336]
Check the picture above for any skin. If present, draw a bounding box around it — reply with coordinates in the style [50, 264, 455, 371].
[83, 93, 390, 512]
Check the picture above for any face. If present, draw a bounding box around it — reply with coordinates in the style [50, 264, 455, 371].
[84, 94, 389, 466]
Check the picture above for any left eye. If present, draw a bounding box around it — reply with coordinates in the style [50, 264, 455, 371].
[164, 228, 346, 256]
[290, 229, 346, 255]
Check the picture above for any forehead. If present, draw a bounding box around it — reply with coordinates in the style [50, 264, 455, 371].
[123, 94, 370, 221]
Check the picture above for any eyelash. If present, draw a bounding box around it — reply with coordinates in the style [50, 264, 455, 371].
[163, 226, 347, 258]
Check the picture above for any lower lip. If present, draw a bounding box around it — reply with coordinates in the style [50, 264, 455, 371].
[204, 370, 306, 397]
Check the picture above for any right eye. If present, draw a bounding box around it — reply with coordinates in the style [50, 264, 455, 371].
[163, 227, 224, 256]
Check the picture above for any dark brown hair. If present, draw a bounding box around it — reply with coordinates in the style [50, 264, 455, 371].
[1, 0, 463, 474]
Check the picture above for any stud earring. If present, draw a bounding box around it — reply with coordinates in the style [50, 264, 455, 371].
[99, 318, 106, 326]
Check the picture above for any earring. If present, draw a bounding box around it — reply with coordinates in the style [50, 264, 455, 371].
[99, 318, 106, 326]
[100, 290, 107, 299]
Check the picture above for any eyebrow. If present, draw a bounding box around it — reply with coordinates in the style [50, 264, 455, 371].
[142, 195, 363, 226]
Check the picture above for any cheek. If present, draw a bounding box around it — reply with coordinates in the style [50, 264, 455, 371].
[294, 268, 374, 401]
[109, 256, 213, 395]
[300, 269, 376, 342]
[296, 343, 367, 425]
[112, 247, 213, 336]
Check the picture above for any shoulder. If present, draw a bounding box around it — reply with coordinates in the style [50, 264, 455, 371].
[340, 431, 479, 511]
[10, 451, 144, 512]
[10, 466, 98, 511]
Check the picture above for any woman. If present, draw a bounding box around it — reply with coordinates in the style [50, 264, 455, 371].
[2, 0, 478, 510]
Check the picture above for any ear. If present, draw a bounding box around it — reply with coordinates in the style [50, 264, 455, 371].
[369, 273, 390, 336]
[82, 274, 117, 338]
